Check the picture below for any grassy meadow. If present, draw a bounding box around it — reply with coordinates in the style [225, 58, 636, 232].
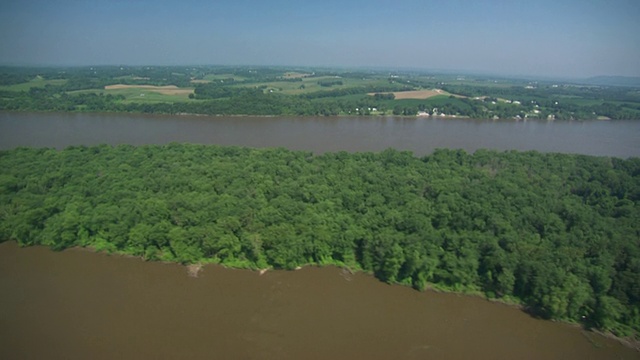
[0, 77, 67, 91]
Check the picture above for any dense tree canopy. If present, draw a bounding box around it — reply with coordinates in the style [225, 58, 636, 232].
[1, 145, 638, 337]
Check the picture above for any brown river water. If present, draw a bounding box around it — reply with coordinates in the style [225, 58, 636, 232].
[1, 112, 639, 157]
[1, 242, 638, 360]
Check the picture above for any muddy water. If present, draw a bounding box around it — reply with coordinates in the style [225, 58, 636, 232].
[0, 242, 637, 360]
[1, 112, 640, 157]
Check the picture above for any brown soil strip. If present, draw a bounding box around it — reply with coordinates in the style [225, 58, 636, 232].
[104, 84, 194, 95]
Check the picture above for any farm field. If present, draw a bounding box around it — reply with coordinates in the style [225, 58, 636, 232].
[368, 89, 462, 100]
[0, 65, 639, 119]
[0, 77, 67, 91]
[240, 76, 392, 95]
[104, 84, 194, 95]
[103, 84, 194, 102]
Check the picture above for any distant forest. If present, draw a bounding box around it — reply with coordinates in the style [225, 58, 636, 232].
[1, 144, 638, 338]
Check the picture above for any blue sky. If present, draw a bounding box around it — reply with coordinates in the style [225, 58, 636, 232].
[1, 0, 639, 78]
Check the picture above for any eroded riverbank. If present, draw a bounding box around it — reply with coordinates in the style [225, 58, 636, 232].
[1, 242, 638, 360]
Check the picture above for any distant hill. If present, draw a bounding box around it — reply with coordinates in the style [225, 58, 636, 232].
[581, 76, 640, 87]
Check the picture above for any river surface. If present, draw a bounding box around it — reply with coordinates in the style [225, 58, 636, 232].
[1, 112, 639, 157]
[0, 242, 638, 360]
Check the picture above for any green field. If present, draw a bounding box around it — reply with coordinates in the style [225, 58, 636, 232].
[68, 87, 194, 103]
[106, 88, 193, 103]
[377, 95, 471, 108]
[0, 77, 67, 91]
[236, 75, 392, 95]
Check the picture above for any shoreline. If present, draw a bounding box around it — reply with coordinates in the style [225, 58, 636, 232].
[0, 109, 629, 122]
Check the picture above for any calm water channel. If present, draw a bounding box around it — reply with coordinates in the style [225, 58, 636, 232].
[1, 242, 638, 360]
[1, 112, 639, 359]
[1, 111, 639, 157]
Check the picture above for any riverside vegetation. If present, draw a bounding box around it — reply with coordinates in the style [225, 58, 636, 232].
[0, 144, 638, 340]
[1, 65, 639, 119]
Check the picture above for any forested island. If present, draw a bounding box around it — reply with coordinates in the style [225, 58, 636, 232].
[1, 144, 638, 341]
[1, 65, 639, 119]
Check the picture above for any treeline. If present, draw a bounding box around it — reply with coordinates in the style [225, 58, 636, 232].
[298, 84, 411, 100]
[192, 85, 263, 100]
[443, 82, 640, 104]
[0, 89, 390, 116]
[0, 64, 317, 89]
[387, 95, 640, 120]
[1, 145, 639, 338]
[0, 66, 197, 88]
[317, 80, 343, 87]
[441, 84, 640, 120]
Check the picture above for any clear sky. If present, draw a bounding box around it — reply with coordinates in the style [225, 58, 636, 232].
[1, 0, 639, 78]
